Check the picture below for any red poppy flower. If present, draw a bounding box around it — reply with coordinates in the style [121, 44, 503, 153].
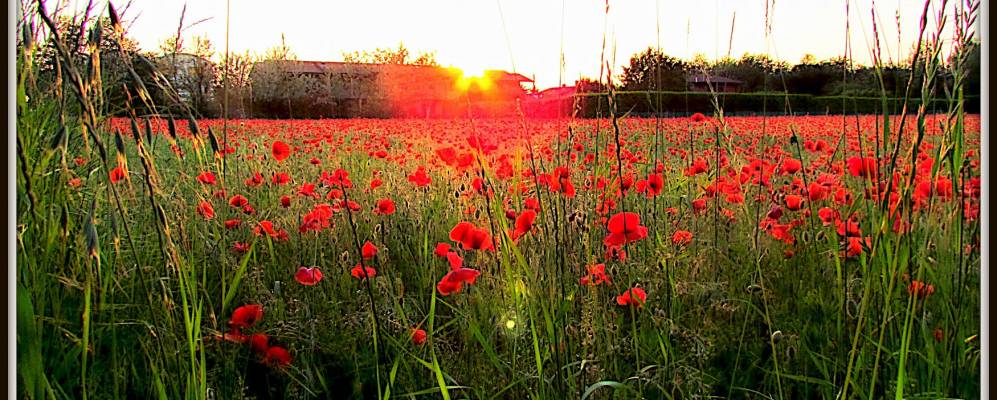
[300, 203, 335, 233]
[249, 333, 270, 354]
[74, 156, 86, 167]
[408, 166, 432, 187]
[375, 198, 396, 215]
[449, 222, 494, 251]
[297, 183, 317, 198]
[229, 194, 249, 208]
[197, 171, 217, 185]
[691, 112, 707, 122]
[320, 169, 353, 189]
[692, 198, 708, 215]
[511, 209, 537, 241]
[342, 200, 361, 212]
[351, 264, 377, 280]
[229, 304, 264, 329]
[524, 197, 541, 211]
[644, 173, 664, 197]
[294, 266, 323, 286]
[196, 201, 215, 219]
[437, 267, 481, 296]
[68, 177, 83, 188]
[817, 207, 838, 226]
[579, 263, 610, 286]
[846, 156, 877, 178]
[846, 236, 866, 257]
[672, 230, 693, 246]
[603, 212, 648, 247]
[271, 141, 291, 162]
[362, 241, 378, 259]
[280, 195, 292, 208]
[434, 243, 452, 257]
[245, 172, 264, 187]
[262, 346, 292, 367]
[110, 165, 127, 183]
[369, 178, 383, 190]
[616, 287, 647, 307]
[446, 251, 463, 270]
[907, 280, 935, 299]
[272, 172, 291, 185]
[785, 195, 804, 211]
[224, 219, 242, 229]
[686, 157, 709, 176]
[232, 242, 251, 253]
[411, 328, 427, 346]
[254, 221, 282, 238]
[780, 158, 802, 175]
[436, 147, 457, 165]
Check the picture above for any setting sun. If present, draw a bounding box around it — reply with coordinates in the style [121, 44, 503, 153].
[454, 68, 494, 92]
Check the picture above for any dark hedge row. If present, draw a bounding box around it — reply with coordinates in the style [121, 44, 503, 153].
[570, 91, 980, 117]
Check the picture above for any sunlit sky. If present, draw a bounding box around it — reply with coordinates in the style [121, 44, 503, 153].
[48, 0, 973, 89]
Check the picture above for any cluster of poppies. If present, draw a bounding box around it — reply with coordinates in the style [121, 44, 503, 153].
[222, 305, 292, 368]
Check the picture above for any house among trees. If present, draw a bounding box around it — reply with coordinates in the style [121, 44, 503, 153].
[151, 53, 218, 116]
[249, 60, 534, 118]
[522, 85, 578, 118]
[686, 74, 744, 93]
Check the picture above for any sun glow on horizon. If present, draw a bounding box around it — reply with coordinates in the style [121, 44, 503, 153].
[453, 66, 495, 92]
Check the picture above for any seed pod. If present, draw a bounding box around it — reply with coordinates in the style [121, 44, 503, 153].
[207, 127, 220, 155]
[107, 2, 121, 31]
[130, 117, 142, 144]
[50, 124, 67, 151]
[167, 116, 178, 141]
[88, 22, 102, 48]
[187, 115, 200, 137]
[22, 22, 33, 52]
[785, 344, 797, 360]
[144, 117, 153, 145]
[114, 129, 126, 155]
[84, 199, 99, 259]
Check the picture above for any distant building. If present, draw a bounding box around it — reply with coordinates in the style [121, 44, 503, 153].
[523, 85, 578, 118]
[153, 53, 217, 115]
[250, 60, 533, 118]
[686, 74, 743, 93]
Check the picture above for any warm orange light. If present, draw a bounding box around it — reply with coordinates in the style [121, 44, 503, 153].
[455, 68, 493, 92]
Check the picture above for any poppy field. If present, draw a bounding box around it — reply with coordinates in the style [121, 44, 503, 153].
[17, 112, 982, 399]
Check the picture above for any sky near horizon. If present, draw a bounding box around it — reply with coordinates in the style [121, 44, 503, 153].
[42, 0, 974, 89]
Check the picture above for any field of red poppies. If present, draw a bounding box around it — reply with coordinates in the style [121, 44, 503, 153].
[19, 113, 981, 399]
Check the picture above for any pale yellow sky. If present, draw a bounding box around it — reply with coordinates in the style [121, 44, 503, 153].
[47, 0, 973, 89]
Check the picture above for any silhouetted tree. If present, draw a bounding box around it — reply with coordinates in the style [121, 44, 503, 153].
[341, 42, 438, 66]
[620, 48, 687, 91]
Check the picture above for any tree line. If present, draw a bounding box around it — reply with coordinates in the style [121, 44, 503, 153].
[579, 46, 981, 99]
[29, 15, 980, 119]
